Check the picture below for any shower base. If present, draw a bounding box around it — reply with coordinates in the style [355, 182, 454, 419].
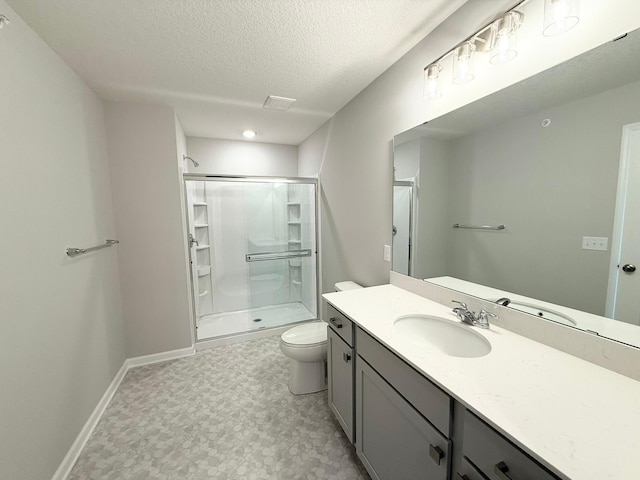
[197, 302, 316, 341]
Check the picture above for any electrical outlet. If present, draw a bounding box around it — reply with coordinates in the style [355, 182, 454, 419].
[582, 236, 608, 251]
[383, 244, 391, 262]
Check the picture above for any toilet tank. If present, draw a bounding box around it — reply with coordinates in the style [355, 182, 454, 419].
[334, 281, 363, 292]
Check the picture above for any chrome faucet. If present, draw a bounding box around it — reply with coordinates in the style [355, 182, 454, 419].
[495, 297, 511, 306]
[451, 300, 496, 329]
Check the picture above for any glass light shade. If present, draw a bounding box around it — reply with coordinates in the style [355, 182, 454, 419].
[490, 11, 523, 65]
[423, 63, 442, 99]
[543, 0, 579, 36]
[453, 42, 476, 84]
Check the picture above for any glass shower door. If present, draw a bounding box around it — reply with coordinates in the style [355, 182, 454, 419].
[185, 177, 318, 340]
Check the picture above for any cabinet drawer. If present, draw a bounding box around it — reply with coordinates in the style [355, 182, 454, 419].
[356, 327, 451, 437]
[454, 458, 488, 480]
[326, 303, 354, 346]
[356, 357, 451, 480]
[464, 411, 560, 480]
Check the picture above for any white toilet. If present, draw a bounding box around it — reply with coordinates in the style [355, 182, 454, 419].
[279, 281, 363, 394]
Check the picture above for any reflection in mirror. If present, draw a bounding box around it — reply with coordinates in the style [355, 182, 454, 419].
[393, 27, 640, 348]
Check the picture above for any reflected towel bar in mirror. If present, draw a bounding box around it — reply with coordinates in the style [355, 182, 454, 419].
[453, 224, 506, 230]
[66, 239, 119, 257]
[245, 249, 312, 262]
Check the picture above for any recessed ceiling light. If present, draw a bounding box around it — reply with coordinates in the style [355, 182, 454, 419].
[242, 130, 257, 139]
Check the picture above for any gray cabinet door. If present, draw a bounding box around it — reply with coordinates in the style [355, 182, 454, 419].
[356, 356, 451, 480]
[327, 326, 354, 442]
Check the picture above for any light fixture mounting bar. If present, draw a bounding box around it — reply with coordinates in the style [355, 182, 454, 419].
[424, 0, 531, 69]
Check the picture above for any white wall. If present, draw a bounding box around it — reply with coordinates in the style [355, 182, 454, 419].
[105, 103, 193, 357]
[186, 136, 298, 176]
[0, 2, 126, 478]
[301, 0, 640, 295]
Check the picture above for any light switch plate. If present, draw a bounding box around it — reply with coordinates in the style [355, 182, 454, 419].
[582, 236, 608, 251]
[383, 244, 391, 262]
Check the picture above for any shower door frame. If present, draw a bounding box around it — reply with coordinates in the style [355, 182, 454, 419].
[182, 174, 321, 342]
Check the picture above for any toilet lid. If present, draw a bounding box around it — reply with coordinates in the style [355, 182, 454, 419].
[281, 322, 327, 346]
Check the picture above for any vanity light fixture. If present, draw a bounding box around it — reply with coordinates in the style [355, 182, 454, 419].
[242, 130, 257, 139]
[543, 0, 579, 36]
[422, 0, 583, 100]
[452, 41, 476, 84]
[0, 14, 10, 29]
[490, 11, 524, 64]
[423, 63, 443, 99]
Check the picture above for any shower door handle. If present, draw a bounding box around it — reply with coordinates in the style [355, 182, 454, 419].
[189, 233, 199, 248]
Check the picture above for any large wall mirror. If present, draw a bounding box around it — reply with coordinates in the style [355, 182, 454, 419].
[393, 27, 640, 349]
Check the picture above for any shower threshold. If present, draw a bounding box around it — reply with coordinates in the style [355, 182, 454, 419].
[197, 302, 316, 341]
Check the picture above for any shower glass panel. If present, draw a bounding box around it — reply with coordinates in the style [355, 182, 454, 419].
[185, 177, 318, 341]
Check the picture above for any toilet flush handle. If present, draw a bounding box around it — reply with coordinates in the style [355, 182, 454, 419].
[343, 352, 351, 362]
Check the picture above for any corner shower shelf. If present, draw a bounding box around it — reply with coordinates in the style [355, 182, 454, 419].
[193, 202, 207, 206]
[288, 221, 301, 225]
[194, 223, 208, 228]
[197, 266, 211, 276]
[287, 202, 300, 206]
[288, 240, 302, 245]
[198, 290, 209, 297]
[196, 245, 210, 250]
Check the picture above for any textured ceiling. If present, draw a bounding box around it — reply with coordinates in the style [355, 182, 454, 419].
[7, 0, 467, 145]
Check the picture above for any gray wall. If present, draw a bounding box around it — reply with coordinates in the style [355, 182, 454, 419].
[105, 103, 193, 357]
[444, 79, 640, 315]
[0, 2, 126, 478]
[186, 137, 299, 176]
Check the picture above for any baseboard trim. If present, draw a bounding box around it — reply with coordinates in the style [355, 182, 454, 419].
[53, 345, 195, 479]
[51, 361, 128, 480]
[125, 346, 195, 369]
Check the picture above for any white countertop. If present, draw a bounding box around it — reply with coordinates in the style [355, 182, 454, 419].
[323, 284, 640, 480]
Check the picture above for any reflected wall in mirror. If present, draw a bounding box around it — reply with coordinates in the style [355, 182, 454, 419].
[393, 27, 640, 348]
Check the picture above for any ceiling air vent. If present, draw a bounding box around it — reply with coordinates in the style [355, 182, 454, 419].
[263, 95, 296, 111]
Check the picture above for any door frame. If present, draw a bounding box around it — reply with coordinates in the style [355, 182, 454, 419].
[182, 174, 321, 342]
[393, 180, 416, 277]
[605, 122, 640, 318]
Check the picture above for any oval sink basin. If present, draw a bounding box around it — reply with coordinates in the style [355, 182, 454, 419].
[394, 315, 491, 358]
[491, 299, 577, 327]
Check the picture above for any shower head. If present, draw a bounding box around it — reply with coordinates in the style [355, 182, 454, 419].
[183, 155, 199, 168]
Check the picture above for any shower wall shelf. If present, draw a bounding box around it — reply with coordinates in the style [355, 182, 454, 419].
[189, 182, 213, 319]
[197, 266, 211, 276]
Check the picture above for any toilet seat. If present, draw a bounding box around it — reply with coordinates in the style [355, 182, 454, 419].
[280, 322, 327, 347]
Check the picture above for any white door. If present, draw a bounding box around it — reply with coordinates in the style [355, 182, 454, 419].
[606, 123, 640, 325]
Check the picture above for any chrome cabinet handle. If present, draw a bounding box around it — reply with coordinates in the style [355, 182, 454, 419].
[456, 474, 471, 480]
[494, 461, 514, 480]
[429, 444, 444, 465]
[343, 352, 351, 362]
[329, 317, 343, 328]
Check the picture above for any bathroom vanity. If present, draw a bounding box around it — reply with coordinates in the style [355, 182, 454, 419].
[324, 285, 640, 480]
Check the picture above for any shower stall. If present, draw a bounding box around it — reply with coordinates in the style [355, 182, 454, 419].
[184, 175, 318, 341]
